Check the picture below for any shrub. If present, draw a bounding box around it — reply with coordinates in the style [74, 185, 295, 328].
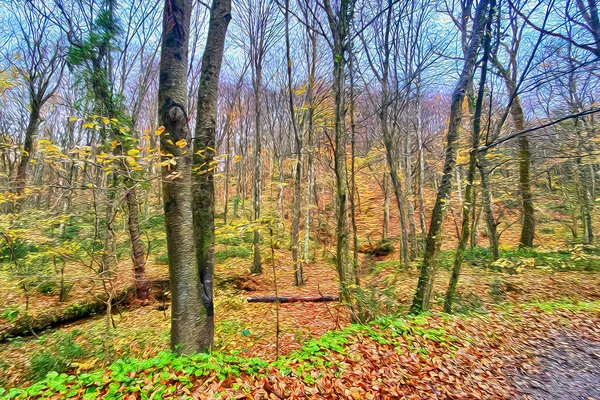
[37, 280, 57, 295]
[28, 333, 87, 381]
[155, 253, 169, 265]
[215, 247, 251, 262]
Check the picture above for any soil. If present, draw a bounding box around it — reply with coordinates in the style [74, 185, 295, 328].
[513, 332, 600, 400]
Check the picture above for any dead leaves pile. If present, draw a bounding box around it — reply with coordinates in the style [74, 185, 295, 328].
[7, 301, 599, 400]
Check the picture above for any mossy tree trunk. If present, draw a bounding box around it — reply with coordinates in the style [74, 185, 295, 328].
[191, 0, 232, 351]
[158, 0, 205, 354]
[444, 0, 493, 312]
[411, 0, 490, 314]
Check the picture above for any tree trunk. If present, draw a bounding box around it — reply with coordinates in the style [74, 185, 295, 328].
[444, 3, 492, 313]
[251, 69, 263, 274]
[415, 81, 427, 245]
[158, 0, 205, 354]
[382, 173, 390, 240]
[324, 0, 355, 298]
[404, 130, 418, 259]
[125, 187, 149, 300]
[285, 0, 303, 286]
[411, 0, 490, 314]
[191, 0, 231, 352]
[478, 152, 499, 259]
[14, 104, 41, 199]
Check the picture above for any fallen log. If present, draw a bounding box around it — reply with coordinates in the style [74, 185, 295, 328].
[247, 295, 339, 303]
[0, 286, 133, 342]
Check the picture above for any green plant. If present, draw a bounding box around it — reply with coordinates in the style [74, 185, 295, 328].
[28, 333, 88, 381]
[215, 247, 251, 262]
[1, 306, 19, 322]
[37, 280, 57, 295]
[155, 253, 169, 265]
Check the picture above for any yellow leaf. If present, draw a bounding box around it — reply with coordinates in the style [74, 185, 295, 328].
[68, 116, 78, 122]
[126, 156, 138, 167]
[82, 122, 95, 129]
[155, 126, 165, 135]
[175, 139, 187, 148]
[102, 117, 110, 125]
[234, 155, 242, 163]
[127, 148, 140, 156]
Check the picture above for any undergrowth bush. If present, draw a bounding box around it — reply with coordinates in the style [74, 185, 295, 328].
[215, 246, 251, 262]
[28, 332, 88, 382]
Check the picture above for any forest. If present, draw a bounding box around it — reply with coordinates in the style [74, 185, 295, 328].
[0, 0, 599, 398]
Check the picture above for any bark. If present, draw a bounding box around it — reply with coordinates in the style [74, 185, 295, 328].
[495, 66, 535, 248]
[191, 0, 232, 352]
[349, 48, 360, 287]
[14, 104, 41, 198]
[286, 0, 303, 286]
[478, 152, 499, 259]
[223, 126, 231, 225]
[376, 1, 410, 264]
[415, 81, 427, 244]
[247, 296, 338, 303]
[125, 187, 149, 300]
[303, 23, 317, 265]
[404, 130, 418, 259]
[251, 74, 263, 274]
[411, 0, 490, 314]
[0, 287, 133, 342]
[324, 0, 356, 298]
[382, 173, 390, 240]
[444, 1, 493, 313]
[158, 0, 205, 354]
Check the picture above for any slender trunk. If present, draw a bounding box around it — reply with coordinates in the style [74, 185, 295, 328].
[125, 187, 149, 299]
[191, 0, 231, 351]
[251, 69, 263, 273]
[285, 0, 303, 286]
[478, 153, 499, 259]
[445, 4, 492, 312]
[382, 173, 390, 240]
[158, 0, 205, 354]
[224, 129, 230, 225]
[415, 83, 427, 244]
[411, 0, 490, 313]
[349, 49, 360, 286]
[404, 131, 418, 259]
[14, 104, 41, 199]
[470, 189, 480, 250]
[303, 27, 317, 265]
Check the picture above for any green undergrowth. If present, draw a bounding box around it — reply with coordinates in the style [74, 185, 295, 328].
[461, 246, 600, 271]
[3, 300, 599, 399]
[0, 315, 457, 400]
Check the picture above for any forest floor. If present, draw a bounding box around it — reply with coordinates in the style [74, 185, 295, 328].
[1, 241, 600, 399]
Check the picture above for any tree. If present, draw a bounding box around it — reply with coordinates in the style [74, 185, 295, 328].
[158, 0, 205, 354]
[236, 0, 281, 274]
[192, 0, 232, 352]
[322, 0, 357, 300]
[411, 0, 491, 314]
[445, 0, 494, 313]
[47, 0, 152, 298]
[491, 0, 536, 248]
[10, 2, 65, 203]
[283, 0, 305, 286]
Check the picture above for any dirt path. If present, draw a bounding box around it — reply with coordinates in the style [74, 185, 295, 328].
[513, 332, 600, 400]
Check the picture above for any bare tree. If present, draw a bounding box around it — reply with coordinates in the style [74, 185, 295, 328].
[10, 2, 65, 201]
[411, 0, 491, 314]
[192, 0, 232, 352]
